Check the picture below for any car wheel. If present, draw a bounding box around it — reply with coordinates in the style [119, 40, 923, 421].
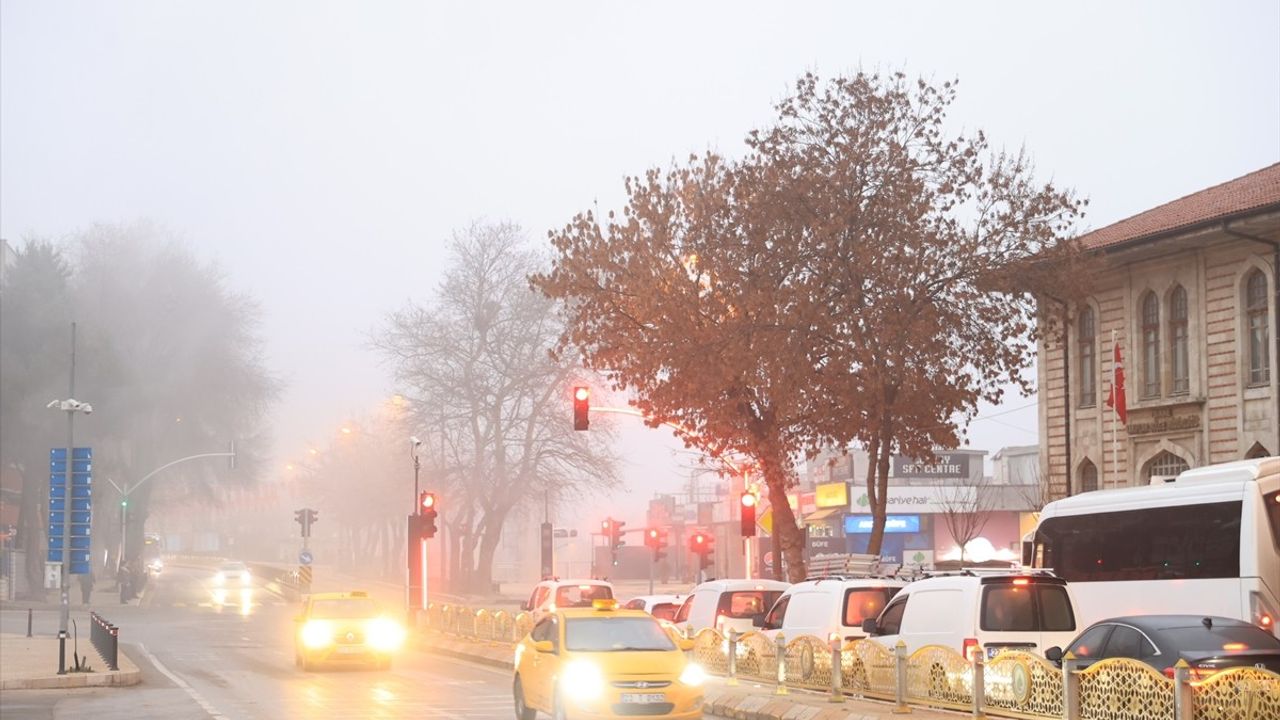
[513, 676, 536, 720]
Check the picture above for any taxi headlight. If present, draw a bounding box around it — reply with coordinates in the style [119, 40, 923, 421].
[561, 660, 605, 702]
[214, 572, 225, 584]
[679, 662, 707, 687]
[240, 570, 251, 583]
[366, 617, 406, 652]
[301, 620, 332, 649]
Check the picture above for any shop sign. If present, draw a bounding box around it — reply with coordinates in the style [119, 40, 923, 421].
[850, 486, 977, 514]
[845, 515, 921, 534]
[892, 453, 971, 479]
[1126, 405, 1202, 436]
[815, 482, 849, 508]
[786, 492, 816, 515]
[807, 535, 846, 558]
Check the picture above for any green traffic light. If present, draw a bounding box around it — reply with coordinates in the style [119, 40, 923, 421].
[121, 500, 128, 507]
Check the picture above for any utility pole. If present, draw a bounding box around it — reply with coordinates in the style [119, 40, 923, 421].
[58, 324, 76, 675]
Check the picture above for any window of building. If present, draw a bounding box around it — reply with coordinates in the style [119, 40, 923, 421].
[1170, 286, 1189, 394]
[1144, 451, 1190, 483]
[1247, 442, 1270, 460]
[1141, 292, 1161, 398]
[1247, 270, 1270, 386]
[1078, 460, 1098, 493]
[1079, 307, 1097, 406]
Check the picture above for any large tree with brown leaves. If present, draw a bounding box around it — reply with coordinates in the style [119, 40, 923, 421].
[533, 71, 1089, 580]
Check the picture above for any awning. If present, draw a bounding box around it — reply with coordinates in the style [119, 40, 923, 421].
[804, 507, 844, 524]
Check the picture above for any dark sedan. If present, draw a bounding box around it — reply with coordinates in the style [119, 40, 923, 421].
[1046, 615, 1280, 678]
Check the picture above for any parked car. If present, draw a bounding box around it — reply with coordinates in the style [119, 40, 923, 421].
[673, 579, 789, 635]
[625, 594, 685, 622]
[1046, 615, 1280, 677]
[756, 577, 906, 642]
[522, 579, 614, 624]
[862, 572, 1078, 660]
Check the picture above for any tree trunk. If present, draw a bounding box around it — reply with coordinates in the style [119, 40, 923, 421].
[472, 512, 507, 594]
[866, 418, 893, 556]
[760, 451, 806, 583]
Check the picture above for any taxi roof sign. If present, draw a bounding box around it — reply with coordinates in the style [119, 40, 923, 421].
[592, 598, 619, 611]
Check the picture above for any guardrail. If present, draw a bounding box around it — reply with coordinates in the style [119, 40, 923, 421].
[423, 603, 1280, 720]
[89, 612, 119, 671]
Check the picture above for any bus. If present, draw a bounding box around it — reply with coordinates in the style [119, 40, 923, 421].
[1027, 457, 1280, 636]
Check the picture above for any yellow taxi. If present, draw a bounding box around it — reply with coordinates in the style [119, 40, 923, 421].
[513, 599, 705, 719]
[293, 591, 406, 671]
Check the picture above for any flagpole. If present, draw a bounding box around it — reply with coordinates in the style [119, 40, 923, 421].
[1111, 329, 1118, 486]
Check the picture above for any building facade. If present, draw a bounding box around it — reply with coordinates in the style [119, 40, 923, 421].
[1038, 163, 1280, 498]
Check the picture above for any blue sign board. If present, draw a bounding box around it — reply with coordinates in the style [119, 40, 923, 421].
[47, 447, 92, 574]
[845, 514, 921, 534]
[299, 550, 313, 566]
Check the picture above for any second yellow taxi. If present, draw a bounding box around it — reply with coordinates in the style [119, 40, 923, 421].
[513, 599, 705, 720]
[294, 591, 406, 671]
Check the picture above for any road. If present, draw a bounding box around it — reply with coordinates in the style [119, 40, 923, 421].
[0, 564, 519, 719]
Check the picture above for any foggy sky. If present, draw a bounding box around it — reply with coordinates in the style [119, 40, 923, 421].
[4, 0, 1278, 530]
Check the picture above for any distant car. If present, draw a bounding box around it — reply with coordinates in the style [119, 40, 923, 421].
[145, 558, 164, 575]
[214, 561, 251, 586]
[294, 591, 405, 671]
[624, 594, 684, 622]
[522, 579, 615, 624]
[1046, 615, 1280, 678]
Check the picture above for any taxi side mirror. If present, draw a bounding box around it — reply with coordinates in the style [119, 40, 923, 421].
[533, 640, 555, 654]
[675, 636, 695, 651]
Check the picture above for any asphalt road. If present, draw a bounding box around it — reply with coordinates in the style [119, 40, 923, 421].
[0, 565, 517, 719]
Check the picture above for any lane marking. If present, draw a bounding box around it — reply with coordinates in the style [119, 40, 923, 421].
[137, 642, 230, 720]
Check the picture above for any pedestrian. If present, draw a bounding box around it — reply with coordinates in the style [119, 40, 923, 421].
[118, 560, 132, 604]
[79, 568, 94, 605]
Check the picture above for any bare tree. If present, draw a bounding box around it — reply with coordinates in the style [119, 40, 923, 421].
[938, 475, 997, 565]
[376, 222, 619, 592]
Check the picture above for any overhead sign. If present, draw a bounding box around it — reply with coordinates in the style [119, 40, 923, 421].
[892, 453, 972, 479]
[814, 482, 849, 509]
[845, 515, 921, 534]
[48, 447, 92, 575]
[850, 486, 977, 514]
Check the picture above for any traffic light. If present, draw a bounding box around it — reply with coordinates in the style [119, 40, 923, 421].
[294, 508, 317, 537]
[646, 527, 669, 562]
[689, 530, 714, 569]
[740, 492, 757, 537]
[573, 386, 590, 431]
[306, 508, 319, 527]
[601, 517, 624, 565]
[294, 508, 306, 528]
[612, 520, 626, 550]
[419, 492, 438, 538]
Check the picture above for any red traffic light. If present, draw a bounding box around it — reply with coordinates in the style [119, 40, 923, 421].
[419, 492, 437, 513]
[574, 386, 590, 402]
[740, 493, 757, 508]
[574, 386, 590, 431]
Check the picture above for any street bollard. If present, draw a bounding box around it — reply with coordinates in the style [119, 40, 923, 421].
[726, 630, 739, 686]
[27, 608, 33, 637]
[1062, 651, 1081, 720]
[775, 632, 788, 695]
[829, 635, 845, 703]
[971, 652, 986, 719]
[893, 640, 911, 714]
[1173, 660, 1193, 720]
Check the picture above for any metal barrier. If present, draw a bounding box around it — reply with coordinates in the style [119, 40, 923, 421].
[89, 611, 119, 671]
[420, 605, 1280, 720]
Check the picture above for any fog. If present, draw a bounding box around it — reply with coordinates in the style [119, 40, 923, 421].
[3, 1, 1278, 553]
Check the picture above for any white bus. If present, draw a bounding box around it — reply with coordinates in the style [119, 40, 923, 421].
[1027, 458, 1280, 636]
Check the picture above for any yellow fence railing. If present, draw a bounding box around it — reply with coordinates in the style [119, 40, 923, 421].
[421, 603, 1280, 720]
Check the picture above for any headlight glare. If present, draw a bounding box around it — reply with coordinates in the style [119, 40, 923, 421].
[301, 620, 332, 649]
[367, 617, 406, 652]
[679, 662, 708, 686]
[240, 570, 251, 582]
[562, 660, 605, 701]
[214, 572, 225, 584]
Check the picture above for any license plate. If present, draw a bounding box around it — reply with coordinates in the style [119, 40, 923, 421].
[620, 693, 665, 704]
[336, 645, 365, 654]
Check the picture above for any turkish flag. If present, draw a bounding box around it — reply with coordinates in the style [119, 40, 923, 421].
[1105, 342, 1127, 424]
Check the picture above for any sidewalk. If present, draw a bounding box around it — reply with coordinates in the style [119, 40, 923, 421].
[417, 633, 959, 720]
[0, 632, 141, 690]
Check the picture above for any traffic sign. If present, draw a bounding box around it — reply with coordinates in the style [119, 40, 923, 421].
[758, 507, 774, 536]
[48, 447, 92, 574]
[299, 550, 313, 566]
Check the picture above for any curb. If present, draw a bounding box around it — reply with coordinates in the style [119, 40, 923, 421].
[414, 634, 513, 670]
[0, 641, 143, 691]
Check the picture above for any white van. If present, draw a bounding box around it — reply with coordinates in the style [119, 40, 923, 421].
[756, 578, 907, 642]
[672, 579, 789, 635]
[521, 579, 614, 624]
[862, 573, 1078, 660]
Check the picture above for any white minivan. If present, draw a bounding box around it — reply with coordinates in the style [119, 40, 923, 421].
[861, 573, 1078, 660]
[673, 579, 790, 635]
[756, 578, 907, 642]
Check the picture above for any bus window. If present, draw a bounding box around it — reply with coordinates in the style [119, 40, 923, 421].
[1265, 490, 1280, 547]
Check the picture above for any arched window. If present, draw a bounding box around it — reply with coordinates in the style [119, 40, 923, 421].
[1144, 451, 1190, 483]
[1246, 442, 1270, 459]
[1078, 307, 1097, 407]
[1141, 292, 1161, 398]
[1246, 270, 1270, 386]
[1169, 286, 1189, 395]
[1078, 459, 1098, 493]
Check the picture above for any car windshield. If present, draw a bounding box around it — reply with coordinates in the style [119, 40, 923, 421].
[310, 598, 378, 619]
[564, 617, 676, 652]
[1160, 626, 1280, 652]
[554, 584, 612, 607]
[219, 563, 247, 573]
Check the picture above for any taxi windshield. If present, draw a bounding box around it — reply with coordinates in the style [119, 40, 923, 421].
[564, 617, 676, 652]
[310, 598, 378, 619]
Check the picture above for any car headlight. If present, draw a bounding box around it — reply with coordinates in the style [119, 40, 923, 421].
[366, 617, 406, 652]
[240, 570, 251, 583]
[301, 620, 333, 649]
[214, 572, 225, 583]
[561, 660, 605, 702]
[679, 662, 707, 687]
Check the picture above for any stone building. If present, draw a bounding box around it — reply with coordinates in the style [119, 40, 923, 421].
[1038, 163, 1280, 498]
